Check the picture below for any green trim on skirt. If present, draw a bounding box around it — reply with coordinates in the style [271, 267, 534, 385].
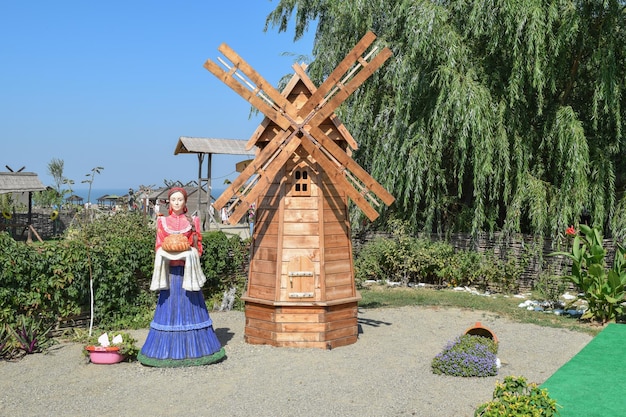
[137, 347, 226, 368]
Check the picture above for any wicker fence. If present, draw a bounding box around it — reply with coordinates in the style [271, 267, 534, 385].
[354, 231, 620, 292]
[1, 211, 74, 241]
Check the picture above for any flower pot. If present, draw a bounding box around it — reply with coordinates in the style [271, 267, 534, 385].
[85, 345, 125, 364]
[464, 322, 498, 344]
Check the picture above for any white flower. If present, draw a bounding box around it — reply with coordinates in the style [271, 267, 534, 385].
[111, 334, 123, 345]
[97, 332, 110, 347]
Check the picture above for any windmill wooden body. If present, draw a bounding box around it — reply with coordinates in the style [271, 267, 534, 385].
[205, 32, 394, 348]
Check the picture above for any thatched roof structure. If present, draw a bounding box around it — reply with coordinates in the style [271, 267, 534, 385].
[0, 172, 46, 194]
[65, 195, 84, 204]
[148, 187, 169, 201]
[96, 194, 124, 208]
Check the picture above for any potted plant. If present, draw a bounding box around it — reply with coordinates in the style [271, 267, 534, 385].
[84, 332, 139, 364]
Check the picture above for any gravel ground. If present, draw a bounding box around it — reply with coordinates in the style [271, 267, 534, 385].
[0, 306, 592, 417]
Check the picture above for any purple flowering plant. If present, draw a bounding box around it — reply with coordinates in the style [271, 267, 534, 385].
[432, 334, 498, 377]
[7, 315, 56, 356]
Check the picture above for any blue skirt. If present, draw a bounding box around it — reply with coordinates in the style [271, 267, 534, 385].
[138, 266, 225, 367]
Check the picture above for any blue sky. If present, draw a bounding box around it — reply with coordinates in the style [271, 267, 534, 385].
[1, 1, 315, 190]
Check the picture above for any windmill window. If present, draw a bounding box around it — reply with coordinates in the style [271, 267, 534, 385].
[293, 168, 310, 196]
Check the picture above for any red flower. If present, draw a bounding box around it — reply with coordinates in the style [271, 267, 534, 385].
[565, 226, 576, 236]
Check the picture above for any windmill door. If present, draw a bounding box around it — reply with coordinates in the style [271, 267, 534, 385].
[286, 256, 316, 299]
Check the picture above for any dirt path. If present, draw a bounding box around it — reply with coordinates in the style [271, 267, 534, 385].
[0, 306, 591, 417]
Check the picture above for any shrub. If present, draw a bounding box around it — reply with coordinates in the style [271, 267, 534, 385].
[201, 231, 249, 309]
[0, 212, 156, 329]
[354, 231, 529, 292]
[432, 334, 498, 377]
[437, 249, 484, 288]
[0, 232, 87, 325]
[354, 236, 398, 287]
[474, 376, 560, 416]
[354, 234, 456, 287]
[66, 211, 155, 326]
[533, 269, 569, 308]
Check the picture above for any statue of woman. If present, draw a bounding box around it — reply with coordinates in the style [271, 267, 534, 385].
[138, 187, 225, 367]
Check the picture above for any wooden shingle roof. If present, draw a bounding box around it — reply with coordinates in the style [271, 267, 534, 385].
[0, 172, 46, 194]
[174, 137, 256, 156]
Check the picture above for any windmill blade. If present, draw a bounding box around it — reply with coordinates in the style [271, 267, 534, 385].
[203, 59, 293, 131]
[226, 137, 302, 224]
[206, 34, 395, 224]
[306, 46, 393, 129]
[205, 43, 305, 131]
[217, 43, 300, 119]
[307, 125, 395, 206]
[213, 128, 298, 210]
[292, 65, 360, 151]
[298, 31, 377, 117]
[299, 136, 380, 221]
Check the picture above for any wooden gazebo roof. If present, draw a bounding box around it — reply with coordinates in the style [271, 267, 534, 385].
[66, 195, 84, 204]
[173, 137, 256, 229]
[174, 137, 255, 156]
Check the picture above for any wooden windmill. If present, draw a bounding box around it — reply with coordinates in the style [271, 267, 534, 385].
[205, 31, 394, 348]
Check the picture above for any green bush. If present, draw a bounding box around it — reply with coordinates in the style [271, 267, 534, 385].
[0, 212, 155, 328]
[475, 376, 560, 416]
[201, 231, 249, 309]
[354, 234, 456, 287]
[533, 269, 569, 308]
[477, 250, 528, 294]
[0, 231, 88, 325]
[354, 236, 398, 286]
[66, 211, 155, 326]
[0, 212, 250, 333]
[354, 232, 528, 293]
[437, 249, 484, 287]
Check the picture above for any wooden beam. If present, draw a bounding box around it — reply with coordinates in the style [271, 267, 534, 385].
[213, 128, 296, 209]
[207, 33, 395, 221]
[227, 137, 302, 224]
[218, 43, 300, 118]
[299, 136, 380, 221]
[307, 125, 395, 206]
[293, 68, 360, 151]
[298, 31, 377, 116]
[203, 59, 293, 130]
[307, 46, 393, 129]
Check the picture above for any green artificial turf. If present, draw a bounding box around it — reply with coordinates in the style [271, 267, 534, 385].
[541, 323, 626, 417]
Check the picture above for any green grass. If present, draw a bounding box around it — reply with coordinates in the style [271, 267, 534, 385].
[358, 286, 602, 336]
[82, 285, 602, 338]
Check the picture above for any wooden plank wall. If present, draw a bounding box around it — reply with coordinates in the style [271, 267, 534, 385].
[247, 181, 281, 301]
[321, 181, 354, 301]
[278, 155, 322, 300]
[244, 301, 359, 349]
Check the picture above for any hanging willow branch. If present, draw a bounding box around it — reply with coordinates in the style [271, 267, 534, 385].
[266, 0, 626, 239]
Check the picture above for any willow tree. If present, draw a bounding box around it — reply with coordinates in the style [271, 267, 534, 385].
[267, 0, 626, 239]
